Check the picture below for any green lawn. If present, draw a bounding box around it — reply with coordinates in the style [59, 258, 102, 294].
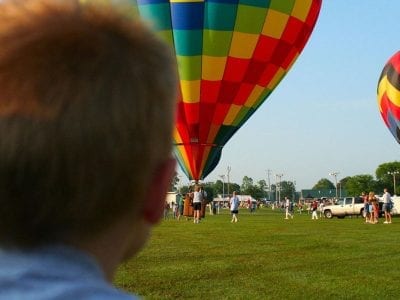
[115, 208, 400, 299]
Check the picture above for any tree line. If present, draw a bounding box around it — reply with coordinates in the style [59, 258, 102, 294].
[170, 161, 400, 201]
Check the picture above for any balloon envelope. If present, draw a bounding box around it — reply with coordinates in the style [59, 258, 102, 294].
[135, 0, 322, 180]
[378, 51, 400, 144]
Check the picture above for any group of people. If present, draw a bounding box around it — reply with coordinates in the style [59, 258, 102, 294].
[166, 186, 207, 223]
[363, 189, 393, 224]
[284, 198, 321, 220]
[164, 193, 184, 220]
[164, 189, 241, 224]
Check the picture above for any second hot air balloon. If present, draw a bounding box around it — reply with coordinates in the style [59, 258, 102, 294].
[378, 51, 400, 144]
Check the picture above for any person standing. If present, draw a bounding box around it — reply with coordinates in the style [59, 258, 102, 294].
[311, 200, 318, 220]
[297, 201, 303, 214]
[200, 187, 207, 219]
[171, 202, 176, 219]
[192, 186, 203, 224]
[369, 191, 379, 224]
[164, 201, 170, 220]
[230, 191, 240, 223]
[382, 188, 393, 224]
[183, 193, 193, 220]
[319, 201, 324, 218]
[362, 192, 370, 223]
[176, 193, 184, 220]
[284, 197, 293, 219]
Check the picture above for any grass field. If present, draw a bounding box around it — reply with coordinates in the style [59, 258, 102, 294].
[114, 208, 400, 299]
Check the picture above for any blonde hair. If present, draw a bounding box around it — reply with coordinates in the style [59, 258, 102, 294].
[368, 192, 376, 202]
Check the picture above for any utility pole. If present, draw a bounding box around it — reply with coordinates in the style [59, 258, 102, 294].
[388, 171, 399, 195]
[267, 169, 272, 200]
[219, 175, 225, 199]
[275, 173, 283, 204]
[329, 172, 339, 200]
[227, 166, 231, 198]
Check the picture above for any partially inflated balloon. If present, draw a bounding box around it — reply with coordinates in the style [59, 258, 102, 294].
[378, 51, 400, 144]
[134, 0, 322, 180]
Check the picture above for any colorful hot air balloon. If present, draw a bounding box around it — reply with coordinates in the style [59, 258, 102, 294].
[133, 0, 323, 181]
[378, 51, 400, 144]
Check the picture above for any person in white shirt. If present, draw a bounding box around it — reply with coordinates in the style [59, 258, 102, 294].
[382, 188, 393, 224]
[284, 197, 293, 219]
[230, 191, 240, 223]
[192, 186, 203, 224]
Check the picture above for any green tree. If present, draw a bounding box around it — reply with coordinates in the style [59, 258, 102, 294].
[340, 176, 350, 189]
[180, 185, 190, 195]
[280, 181, 296, 200]
[344, 175, 376, 196]
[376, 161, 400, 194]
[213, 179, 224, 196]
[257, 180, 267, 198]
[241, 176, 254, 195]
[239, 177, 267, 199]
[313, 178, 335, 190]
[202, 182, 214, 202]
[227, 183, 240, 196]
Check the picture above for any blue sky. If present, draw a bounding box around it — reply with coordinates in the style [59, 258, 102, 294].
[177, 1, 400, 189]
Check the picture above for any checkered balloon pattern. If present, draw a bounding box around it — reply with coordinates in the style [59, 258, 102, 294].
[378, 51, 400, 144]
[135, 0, 322, 180]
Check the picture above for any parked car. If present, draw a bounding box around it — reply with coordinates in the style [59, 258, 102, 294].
[323, 197, 364, 219]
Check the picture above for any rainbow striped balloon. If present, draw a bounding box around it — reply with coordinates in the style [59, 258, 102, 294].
[135, 0, 322, 180]
[378, 51, 400, 144]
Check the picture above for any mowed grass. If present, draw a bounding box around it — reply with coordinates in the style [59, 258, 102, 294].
[115, 208, 400, 299]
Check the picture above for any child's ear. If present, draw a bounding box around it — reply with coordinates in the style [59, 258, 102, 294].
[142, 158, 176, 224]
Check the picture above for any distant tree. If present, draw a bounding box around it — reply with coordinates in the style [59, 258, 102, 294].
[213, 179, 224, 195]
[339, 176, 351, 188]
[202, 182, 214, 202]
[313, 178, 335, 190]
[180, 185, 190, 195]
[239, 177, 267, 199]
[280, 181, 296, 200]
[376, 161, 400, 194]
[241, 176, 254, 194]
[344, 175, 376, 196]
[227, 183, 241, 196]
[257, 180, 267, 198]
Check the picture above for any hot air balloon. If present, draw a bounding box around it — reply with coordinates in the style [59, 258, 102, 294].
[378, 51, 400, 144]
[133, 0, 322, 181]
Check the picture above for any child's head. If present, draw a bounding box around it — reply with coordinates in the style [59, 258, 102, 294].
[0, 0, 177, 248]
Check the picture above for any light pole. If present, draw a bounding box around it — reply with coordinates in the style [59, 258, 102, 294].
[388, 171, 399, 195]
[329, 172, 339, 200]
[267, 169, 272, 200]
[275, 173, 283, 204]
[227, 166, 231, 197]
[219, 175, 225, 200]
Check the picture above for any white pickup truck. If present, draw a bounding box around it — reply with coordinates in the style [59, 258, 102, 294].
[323, 197, 364, 219]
